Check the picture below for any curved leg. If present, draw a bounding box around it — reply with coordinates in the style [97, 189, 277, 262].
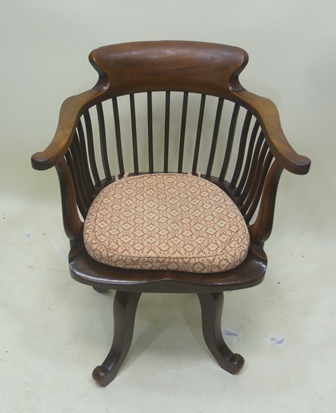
[197, 292, 244, 375]
[92, 291, 141, 386]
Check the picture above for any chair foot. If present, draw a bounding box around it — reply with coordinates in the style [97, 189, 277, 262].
[92, 291, 141, 387]
[197, 292, 244, 375]
[92, 365, 114, 386]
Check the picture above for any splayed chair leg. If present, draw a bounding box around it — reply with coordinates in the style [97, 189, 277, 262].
[197, 292, 244, 375]
[92, 291, 141, 387]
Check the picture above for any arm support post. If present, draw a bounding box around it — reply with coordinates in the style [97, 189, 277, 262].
[55, 158, 83, 241]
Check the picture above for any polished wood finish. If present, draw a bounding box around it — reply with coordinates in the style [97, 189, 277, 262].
[92, 291, 141, 387]
[32, 41, 311, 386]
[198, 292, 244, 374]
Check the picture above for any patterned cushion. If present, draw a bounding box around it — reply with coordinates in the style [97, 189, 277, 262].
[83, 174, 250, 273]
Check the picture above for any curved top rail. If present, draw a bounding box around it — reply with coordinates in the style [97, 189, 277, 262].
[90, 40, 249, 96]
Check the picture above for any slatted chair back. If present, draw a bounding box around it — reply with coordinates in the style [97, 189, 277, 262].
[65, 41, 281, 240]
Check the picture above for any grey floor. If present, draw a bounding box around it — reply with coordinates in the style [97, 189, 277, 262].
[1, 168, 335, 412]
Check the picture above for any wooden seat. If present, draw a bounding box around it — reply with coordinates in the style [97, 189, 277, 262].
[31, 41, 311, 387]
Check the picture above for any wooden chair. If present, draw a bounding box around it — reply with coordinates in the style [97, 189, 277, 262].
[31, 41, 311, 387]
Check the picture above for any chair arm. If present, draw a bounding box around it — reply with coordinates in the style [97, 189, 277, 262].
[31, 89, 106, 171]
[32, 88, 107, 242]
[232, 90, 311, 175]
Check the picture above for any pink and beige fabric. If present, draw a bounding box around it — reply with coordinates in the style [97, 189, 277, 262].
[84, 173, 250, 273]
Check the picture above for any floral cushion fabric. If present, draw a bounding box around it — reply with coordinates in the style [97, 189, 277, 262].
[83, 173, 250, 273]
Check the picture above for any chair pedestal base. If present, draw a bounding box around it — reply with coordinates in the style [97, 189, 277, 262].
[92, 290, 243, 386]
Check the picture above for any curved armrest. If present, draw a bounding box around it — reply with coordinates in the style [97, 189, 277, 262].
[31, 88, 106, 171]
[232, 90, 311, 175]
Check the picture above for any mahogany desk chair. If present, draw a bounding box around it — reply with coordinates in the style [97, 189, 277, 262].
[32, 41, 311, 387]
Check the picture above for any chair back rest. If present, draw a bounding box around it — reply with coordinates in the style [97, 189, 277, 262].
[90, 41, 248, 96]
[66, 41, 278, 237]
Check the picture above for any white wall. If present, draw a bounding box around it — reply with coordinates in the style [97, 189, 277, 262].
[2, 0, 335, 257]
[1, 2, 334, 193]
[1, 0, 335, 259]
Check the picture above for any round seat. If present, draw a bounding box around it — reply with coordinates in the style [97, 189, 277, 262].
[83, 173, 250, 273]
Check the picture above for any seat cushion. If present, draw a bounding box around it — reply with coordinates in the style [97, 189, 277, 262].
[83, 174, 250, 273]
